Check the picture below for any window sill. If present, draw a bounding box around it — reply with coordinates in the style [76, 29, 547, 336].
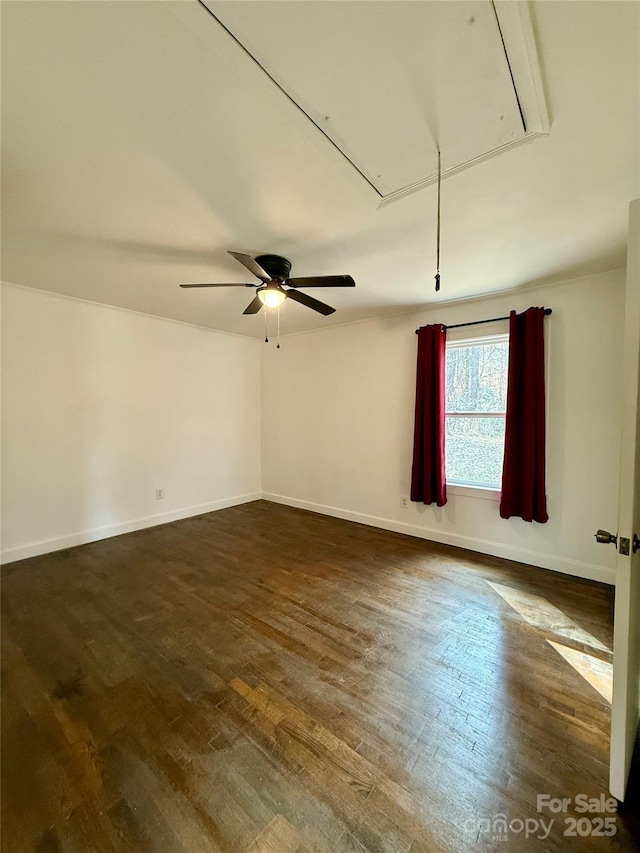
[447, 484, 501, 501]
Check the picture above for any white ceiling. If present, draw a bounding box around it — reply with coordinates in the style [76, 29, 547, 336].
[1, 1, 638, 338]
[208, 1, 528, 197]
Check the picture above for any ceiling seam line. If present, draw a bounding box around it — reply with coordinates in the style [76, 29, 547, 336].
[195, 0, 383, 199]
[491, 1, 527, 133]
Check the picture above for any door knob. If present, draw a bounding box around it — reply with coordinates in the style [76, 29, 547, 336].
[633, 533, 639, 554]
[595, 529, 618, 546]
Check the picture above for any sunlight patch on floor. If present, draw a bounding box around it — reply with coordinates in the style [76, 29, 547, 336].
[485, 581, 610, 652]
[547, 640, 613, 703]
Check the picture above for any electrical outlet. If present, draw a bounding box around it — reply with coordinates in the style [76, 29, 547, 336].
[401, 496, 409, 509]
[156, 488, 164, 500]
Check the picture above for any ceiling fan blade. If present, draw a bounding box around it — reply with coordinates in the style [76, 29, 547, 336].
[179, 282, 255, 288]
[286, 289, 335, 315]
[228, 251, 271, 282]
[243, 294, 264, 315]
[286, 275, 355, 288]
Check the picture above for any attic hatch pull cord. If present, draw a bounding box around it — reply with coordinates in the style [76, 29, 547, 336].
[435, 150, 441, 293]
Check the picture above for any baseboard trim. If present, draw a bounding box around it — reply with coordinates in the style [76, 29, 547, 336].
[3, 491, 616, 585]
[262, 492, 616, 586]
[0, 493, 262, 564]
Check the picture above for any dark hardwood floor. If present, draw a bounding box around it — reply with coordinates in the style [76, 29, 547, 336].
[1, 501, 637, 852]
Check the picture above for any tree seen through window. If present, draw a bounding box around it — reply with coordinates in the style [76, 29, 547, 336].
[445, 337, 509, 488]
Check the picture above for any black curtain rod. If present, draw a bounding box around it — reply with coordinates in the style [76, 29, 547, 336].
[415, 308, 552, 334]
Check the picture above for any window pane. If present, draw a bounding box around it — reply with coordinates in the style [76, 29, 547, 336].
[445, 416, 505, 488]
[446, 341, 508, 412]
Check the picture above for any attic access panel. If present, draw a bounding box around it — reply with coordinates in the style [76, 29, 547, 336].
[203, 0, 548, 204]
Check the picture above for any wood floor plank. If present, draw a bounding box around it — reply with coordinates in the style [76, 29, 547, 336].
[246, 814, 306, 853]
[2, 500, 638, 851]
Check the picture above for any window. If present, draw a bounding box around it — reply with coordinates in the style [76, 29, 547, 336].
[445, 334, 509, 490]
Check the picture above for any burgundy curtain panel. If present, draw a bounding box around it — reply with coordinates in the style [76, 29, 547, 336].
[500, 307, 549, 523]
[411, 324, 447, 506]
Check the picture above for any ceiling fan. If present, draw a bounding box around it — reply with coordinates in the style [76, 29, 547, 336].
[180, 251, 355, 315]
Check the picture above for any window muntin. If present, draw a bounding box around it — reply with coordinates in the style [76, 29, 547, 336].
[445, 335, 509, 489]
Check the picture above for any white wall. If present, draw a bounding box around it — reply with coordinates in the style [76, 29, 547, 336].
[262, 270, 626, 584]
[1, 284, 262, 562]
[2, 270, 626, 582]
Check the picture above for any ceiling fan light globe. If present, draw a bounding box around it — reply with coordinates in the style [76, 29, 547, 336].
[258, 288, 286, 308]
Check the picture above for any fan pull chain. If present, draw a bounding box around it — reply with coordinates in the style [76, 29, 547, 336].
[435, 150, 441, 293]
[264, 307, 269, 343]
[276, 305, 281, 349]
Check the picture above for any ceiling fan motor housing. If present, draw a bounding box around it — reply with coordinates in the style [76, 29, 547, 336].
[255, 254, 291, 281]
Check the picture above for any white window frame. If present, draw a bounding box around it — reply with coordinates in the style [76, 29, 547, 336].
[445, 332, 509, 494]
